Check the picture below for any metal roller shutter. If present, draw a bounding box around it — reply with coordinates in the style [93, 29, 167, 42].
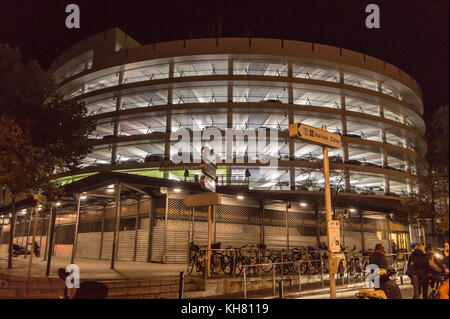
[76, 233, 101, 258]
[117, 230, 135, 261]
[101, 232, 113, 260]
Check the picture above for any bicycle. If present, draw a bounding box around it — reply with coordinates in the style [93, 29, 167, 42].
[429, 275, 446, 299]
[187, 242, 207, 276]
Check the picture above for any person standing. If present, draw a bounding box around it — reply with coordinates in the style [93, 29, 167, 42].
[406, 244, 429, 299]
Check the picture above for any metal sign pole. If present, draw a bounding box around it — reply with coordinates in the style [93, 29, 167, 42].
[322, 125, 336, 299]
[206, 205, 212, 278]
[26, 200, 40, 280]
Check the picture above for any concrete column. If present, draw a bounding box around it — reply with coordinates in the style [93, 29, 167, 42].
[377, 105, 384, 119]
[164, 110, 172, 161]
[169, 61, 174, 78]
[227, 108, 233, 129]
[289, 111, 295, 190]
[339, 70, 344, 84]
[162, 192, 169, 263]
[383, 177, 391, 193]
[111, 93, 123, 165]
[288, 61, 294, 104]
[228, 58, 233, 102]
[380, 128, 387, 143]
[99, 207, 106, 259]
[403, 137, 409, 149]
[111, 183, 121, 269]
[133, 198, 141, 262]
[377, 81, 382, 93]
[147, 197, 156, 262]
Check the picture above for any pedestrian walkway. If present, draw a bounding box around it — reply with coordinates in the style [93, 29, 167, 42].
[0, 251, 187, 280]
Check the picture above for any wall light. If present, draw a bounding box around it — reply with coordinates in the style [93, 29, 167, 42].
[237, 195, 244, 200]
[80, 194, 87, 200]
[174, 188, 182, 193]
[349, 208, 356, 213]
[300, 202, 307, 207]
[56, 202, 61, 207]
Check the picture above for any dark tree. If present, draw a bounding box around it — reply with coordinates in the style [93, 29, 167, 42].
[0, 44, 95, 268]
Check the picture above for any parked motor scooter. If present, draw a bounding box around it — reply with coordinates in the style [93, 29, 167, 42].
[12, 243, 31, 257]
[356, 268, 402, 299]
[33, 242, 40, 257]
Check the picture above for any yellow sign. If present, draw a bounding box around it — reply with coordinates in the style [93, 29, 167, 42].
[328, 220, 341, 252]
[184, 192, 222, 207]
[289, 123, 342, 148]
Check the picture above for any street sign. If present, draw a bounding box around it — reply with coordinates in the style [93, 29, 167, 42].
[199, 175, 216, 192]
[184, 192, 222, 207]
[200, 163, 216, 180]
[328, 220, 341, 253]
[33, 193, 47, 205]
[289, 123, 342, 148]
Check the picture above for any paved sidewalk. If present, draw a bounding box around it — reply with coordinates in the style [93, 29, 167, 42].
[0, 252, 188, 280]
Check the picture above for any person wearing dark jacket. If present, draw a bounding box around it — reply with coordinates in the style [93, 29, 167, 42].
[369, 243, 402, 299]
[407, 244, 429, 299]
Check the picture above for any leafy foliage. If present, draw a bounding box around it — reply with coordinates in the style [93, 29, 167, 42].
[0, 43, 95, 198]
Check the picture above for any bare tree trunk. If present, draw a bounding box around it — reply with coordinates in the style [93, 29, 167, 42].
[7, 194, 17, 269]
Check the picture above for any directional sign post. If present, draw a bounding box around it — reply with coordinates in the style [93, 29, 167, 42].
[290, 123, 342, 299]
[198, 149, 217, 279]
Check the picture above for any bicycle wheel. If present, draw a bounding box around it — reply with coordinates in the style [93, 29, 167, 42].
[210, 254, 222, 275]
[263, 254, 274, 273]
[221, 255, 233, 275]
[188, 255, 196, 276]
[429, 289, 439, 299]
[346, 264, 357, 283]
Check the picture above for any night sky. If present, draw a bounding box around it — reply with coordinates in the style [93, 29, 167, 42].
[0, 0, 448, 125]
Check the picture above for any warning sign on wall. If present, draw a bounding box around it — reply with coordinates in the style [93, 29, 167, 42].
[328, 220, 341, 253]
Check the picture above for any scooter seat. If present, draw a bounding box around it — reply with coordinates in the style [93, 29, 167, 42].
[356, 289, 387, 299]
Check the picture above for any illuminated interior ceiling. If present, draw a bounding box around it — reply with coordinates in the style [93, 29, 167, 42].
[54, 36, 426, 196]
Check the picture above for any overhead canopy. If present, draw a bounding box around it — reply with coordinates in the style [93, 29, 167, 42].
[0, 171, 403, 216]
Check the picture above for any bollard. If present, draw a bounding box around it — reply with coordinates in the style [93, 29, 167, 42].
[272, 267, 276, 296]
[179, 270, 184, 299]
[279, 280, 284, 299]
[243, 267, 247, 299]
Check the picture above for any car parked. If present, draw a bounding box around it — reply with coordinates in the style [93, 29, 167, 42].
[144, 154, 164, 162]
[259, 99, 283, 103]
[343, 133, 361, 139]
[344, 159, 361, 165]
